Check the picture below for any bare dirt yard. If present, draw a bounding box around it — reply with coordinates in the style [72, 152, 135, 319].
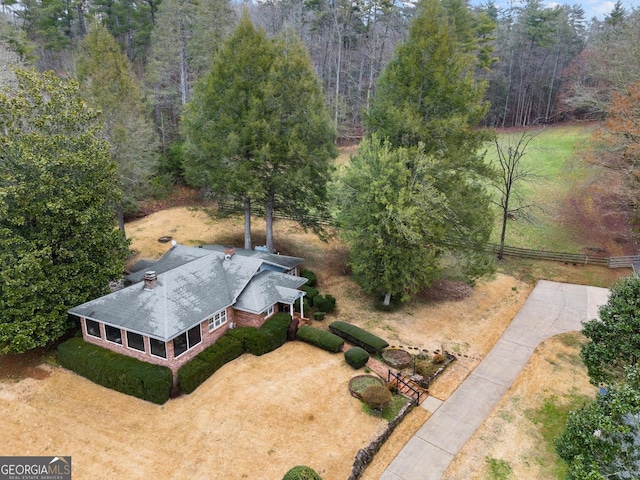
[0, 206, 630, 480]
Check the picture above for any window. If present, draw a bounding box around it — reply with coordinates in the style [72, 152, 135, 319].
[86, 319, 101, 338]
[126, 331, 145, 352]
[208, 309, 227, 331]
[173, 325, 202, 358]
[264, 305, 274, 318]
[173, 333, 188, 357]
[105, 325, 122, 345]
[150, 338, 166, 358]
[188, 325, 201, 348]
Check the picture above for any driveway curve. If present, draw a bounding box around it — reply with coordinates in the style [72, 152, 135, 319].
[380, 280, 610, 480]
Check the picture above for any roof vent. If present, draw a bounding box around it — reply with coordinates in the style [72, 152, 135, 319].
[143, 271, 158, 290]
[224, 245, 235, 260]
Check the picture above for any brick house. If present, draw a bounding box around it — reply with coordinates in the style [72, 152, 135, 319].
[68, 244, 307, 377]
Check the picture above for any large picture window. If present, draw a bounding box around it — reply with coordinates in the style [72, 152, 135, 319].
[208, 309, 227, 331]
[150, 338, 167, 358]
[126, 331, 145, 352]
[173, 325, 202, 358]
[85, 319, 101, 338]
[105, 325, 122, 345]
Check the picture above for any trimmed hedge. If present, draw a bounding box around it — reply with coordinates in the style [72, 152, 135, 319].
[300, 269, 317, 287]
[296, 325, 344, 353]
[300, 285, 319, 302]
[283, 465, 322, 480]
[225, 312, 292, 356]
[57, 338, 172, 404]
[178, 335, 245, 394]
[313, 294, 336, 313]
[329, 321, 389, 354]
[294, 297, 311, 315]
[344, 347, 369, 369]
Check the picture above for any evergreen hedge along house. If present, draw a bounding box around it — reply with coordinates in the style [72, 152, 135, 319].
[69, 244, 307, 379]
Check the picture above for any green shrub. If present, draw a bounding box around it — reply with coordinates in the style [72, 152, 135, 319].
[226, 313, 291, 356]
[313, 294, 336, 313]
[300, 270, 317, 287]
[57, 338, 172, 404]
[294, 297, 311, 315]
[300, 285, 319, 302]
[344, 347, 369, 369]
[282, 465, 322, 480]
[313, 311, 326, 321]
[296, 325, 344, 353]
[329, 321, 389, 354]
[362, 384, 392, 411]
[178, 335, 244, 394]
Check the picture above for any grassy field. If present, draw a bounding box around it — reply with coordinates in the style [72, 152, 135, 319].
[486, 124, 601, 253]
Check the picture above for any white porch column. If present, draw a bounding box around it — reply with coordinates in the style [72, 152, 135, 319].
[300, 292, 306, 319]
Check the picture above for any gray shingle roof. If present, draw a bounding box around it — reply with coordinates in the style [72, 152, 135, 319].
[70, 245, 306, 341]
[125, 244, 212, 283]
[201, 245, 304, 270]
[233, 270, 307, 314]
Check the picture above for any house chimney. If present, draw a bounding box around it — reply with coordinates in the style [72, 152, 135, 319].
[143, 271, 158, 290]
[224, 245, 236, 260]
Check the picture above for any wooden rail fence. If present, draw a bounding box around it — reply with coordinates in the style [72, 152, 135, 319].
[213, 204, 639, 269]
[488, 244, 640, 269]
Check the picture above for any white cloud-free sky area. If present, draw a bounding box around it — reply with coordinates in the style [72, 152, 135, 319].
[471, 0, 638, 20]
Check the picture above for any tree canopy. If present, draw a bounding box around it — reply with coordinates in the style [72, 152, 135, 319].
[556, 365, 640, 480]
[182, 12, 336, 252]
[581, 275, 640, 386]
[0, 69, 128, 353]
[338, 0, 495, 305]
[75, 23, 158, 231]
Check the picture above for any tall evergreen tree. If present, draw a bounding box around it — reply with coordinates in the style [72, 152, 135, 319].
[342, 0, 495, 304]
[366, 0, 490, 156]
[256, 30, 337, 252]
[75, 23, 158, 232]
[0, 69, 128, 353]
[182, 12, 275, 250]
[183, 15, 336, 252]
[336, 136, 445, 304]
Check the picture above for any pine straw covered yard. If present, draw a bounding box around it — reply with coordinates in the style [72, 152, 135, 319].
[0, 207, 628, 479]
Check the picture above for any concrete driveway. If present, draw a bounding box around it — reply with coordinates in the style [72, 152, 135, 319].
[380, 280, 610, 480]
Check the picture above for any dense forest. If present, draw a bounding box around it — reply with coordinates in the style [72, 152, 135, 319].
[1, 0, 639, 144]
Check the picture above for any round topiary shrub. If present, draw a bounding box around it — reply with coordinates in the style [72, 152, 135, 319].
[282, 465, 322, 480]
[362, 384, 392, 411]
[313, 311, 326, 321]
[344, 346, 369, 369]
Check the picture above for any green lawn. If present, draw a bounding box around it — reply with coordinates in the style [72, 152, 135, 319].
[486, 124, 599, 253]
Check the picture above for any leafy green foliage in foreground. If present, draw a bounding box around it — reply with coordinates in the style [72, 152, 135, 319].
[581, 275, 640, 385]
[556, 366, 640, 480]
[282, 465, 322, 480]
[0, 70, 128, 353]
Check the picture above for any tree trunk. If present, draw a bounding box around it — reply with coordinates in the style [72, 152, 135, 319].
[383, 292, 391, 306]
[266, 188, 275, 253]
[117, 203, 125, 234]
[244, 196, 251, 250]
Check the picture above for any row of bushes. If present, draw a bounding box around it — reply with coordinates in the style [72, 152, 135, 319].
[57, 337, 173, 404]
[329, 321, 389, 354]
[296, 325, 344, 353]
[298, 269, 336, 318]
[178, 313, 293, 394]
